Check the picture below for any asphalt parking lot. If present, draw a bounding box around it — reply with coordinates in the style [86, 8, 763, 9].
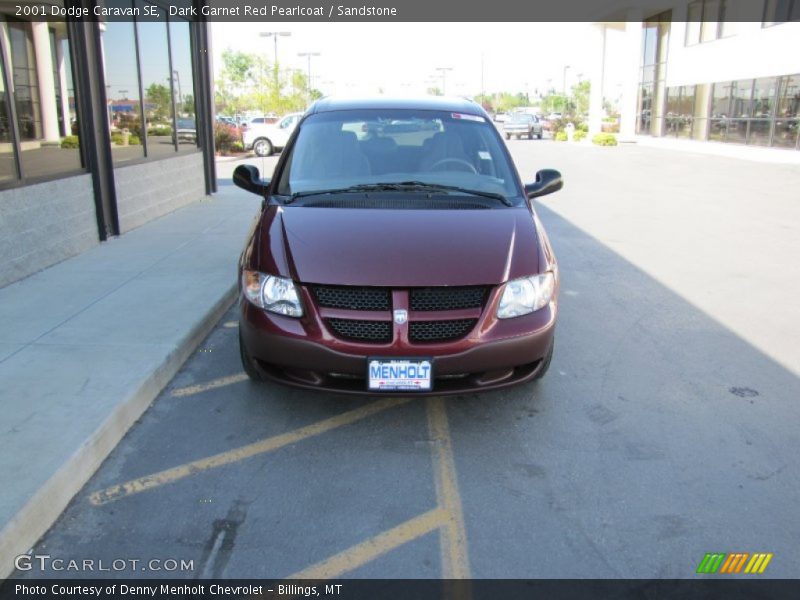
[18, 140, 800, 579]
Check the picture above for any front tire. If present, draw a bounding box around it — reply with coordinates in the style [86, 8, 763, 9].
[528, 131, 534, 140]
[253, 138, 273, 157]
[240, 330, 265, 382]
[505, 133, 511, 140]
[537, 132, 543, 139]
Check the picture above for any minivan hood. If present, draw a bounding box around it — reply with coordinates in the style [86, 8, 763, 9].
[260, 207, 541, 287]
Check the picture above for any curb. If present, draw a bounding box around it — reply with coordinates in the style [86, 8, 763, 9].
[0, 285, 238, 580]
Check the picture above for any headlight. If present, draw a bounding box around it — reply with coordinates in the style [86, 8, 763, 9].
[241, 270, 303, 317]
[496, 272, 554, 319]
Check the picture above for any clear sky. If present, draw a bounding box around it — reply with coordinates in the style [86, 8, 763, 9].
[211, 22, 627, 101]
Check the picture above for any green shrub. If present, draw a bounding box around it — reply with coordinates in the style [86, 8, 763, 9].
[592, 132, 618, 146]
[576, 122, 589, 133]
[148, 126, 172, 136]
[60, 135, 79, 149]
[129, 135, 141, 145]
[110, 132, 124, 145]
[554, 131, 568, 142]
[230, 141, 244, 153]
[573, 130, 587, 142]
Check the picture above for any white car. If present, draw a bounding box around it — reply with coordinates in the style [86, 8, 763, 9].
[243, 112, 302, 157]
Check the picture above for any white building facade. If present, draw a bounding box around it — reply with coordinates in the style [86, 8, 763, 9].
[591, 1, 800, 150]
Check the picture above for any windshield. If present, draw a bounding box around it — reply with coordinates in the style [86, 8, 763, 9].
[276, 109, 521, 200]
[510, 114, 534, 123]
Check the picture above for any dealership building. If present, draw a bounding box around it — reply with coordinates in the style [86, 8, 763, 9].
[0, 1, 215, 287]
[590, 1, 800, 151]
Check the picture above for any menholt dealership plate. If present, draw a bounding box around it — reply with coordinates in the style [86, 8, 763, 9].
[367, 358, 433, 392]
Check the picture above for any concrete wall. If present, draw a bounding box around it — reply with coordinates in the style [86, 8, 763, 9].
[115, 152, 207, 234]
[0, 174, 98, 288]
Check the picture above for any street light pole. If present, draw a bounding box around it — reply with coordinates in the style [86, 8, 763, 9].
[171, 70, 182, 107]
[297, 52, 321, 101]
[562, 65, 571, 114]
[435, 67, 453, 95]
[260, 31, 291, 93]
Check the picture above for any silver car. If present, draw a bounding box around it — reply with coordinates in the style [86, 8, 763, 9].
[503, 113, 543, 140]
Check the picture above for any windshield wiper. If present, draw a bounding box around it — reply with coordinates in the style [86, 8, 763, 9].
[391, 181, 512, 206]
[288, 181, 512, 206]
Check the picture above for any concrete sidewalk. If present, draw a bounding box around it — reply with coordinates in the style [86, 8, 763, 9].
[0, 186, 259, 579]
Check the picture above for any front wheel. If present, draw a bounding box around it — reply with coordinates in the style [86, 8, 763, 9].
[537, 132, 543, 139]
[505, 133, 511, 140]
[240, 330, 265, 382]
[533, 339, 554, 381]
[528, 131, 534, 140]
[253, 138, 273, 157]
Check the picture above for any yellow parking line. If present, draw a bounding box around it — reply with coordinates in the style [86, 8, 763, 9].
[171, 373, 250, 397]
[427, 397, 471, 580]
[89, 397, 411, 505]
[286, 508, 446, 580]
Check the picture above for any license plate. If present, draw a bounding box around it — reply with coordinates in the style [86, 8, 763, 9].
[367, 358, 433, 392]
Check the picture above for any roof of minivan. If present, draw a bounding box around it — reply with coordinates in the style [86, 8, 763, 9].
[307, 96, 486, 116]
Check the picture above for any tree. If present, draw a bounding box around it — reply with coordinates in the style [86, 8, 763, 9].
[145, 83, 172, 122]
[180, 94, 194, 116]
[571, 80, 591, 116]
[214, 48, 313, 116]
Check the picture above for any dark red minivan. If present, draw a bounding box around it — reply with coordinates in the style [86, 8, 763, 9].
[233, 97, 563, 395]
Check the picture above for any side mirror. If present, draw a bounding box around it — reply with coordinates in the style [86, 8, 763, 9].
[233, 164, 270, 196]
[524, 169, 563, 200]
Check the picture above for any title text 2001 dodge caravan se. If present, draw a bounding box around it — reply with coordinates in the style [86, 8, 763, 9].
[233, 96, 563, 395]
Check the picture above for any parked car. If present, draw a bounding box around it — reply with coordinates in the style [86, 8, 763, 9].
[242, 112, 302, 156]
[232, 96, 563, 395]
[503, 113, 543, 140]
[173, 118, 196, 144]
[242, 115, 279, 130]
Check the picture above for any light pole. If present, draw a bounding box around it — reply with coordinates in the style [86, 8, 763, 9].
[435, 67, 453, 95]
[170, 70, 182, 106]
[260, 31, 291, 91]
[562, 65, 571, 114]
[297, 52, 321, 101]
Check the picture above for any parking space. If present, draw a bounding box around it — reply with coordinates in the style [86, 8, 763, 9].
[18, 142, 800, 579]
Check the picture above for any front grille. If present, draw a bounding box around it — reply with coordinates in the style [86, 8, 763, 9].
[327, 318, 392, 343]
[410, 287, 488, 311]
[312, 286, 391, 311]
[409, 319, 477, 343]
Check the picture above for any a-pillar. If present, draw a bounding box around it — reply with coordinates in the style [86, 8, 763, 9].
[31, 21, 61, 142]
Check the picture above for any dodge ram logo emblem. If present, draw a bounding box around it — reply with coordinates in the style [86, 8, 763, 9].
[393, 309, 408, 325]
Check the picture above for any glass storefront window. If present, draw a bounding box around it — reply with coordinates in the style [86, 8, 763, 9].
[774, 73, 800, 148]
[763, 0, 800, 26]
[731, 79, 753, 117]
[664, 86, 696, 138]
[0, 48, 17, 183]
[7, 20, 41, 141]
[136, 0, 176, 158]
[685, 3, 702, 45]
[102, 4, 144, 165]
[2, 19, 82, 181]
[169, 19, 197, 154]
